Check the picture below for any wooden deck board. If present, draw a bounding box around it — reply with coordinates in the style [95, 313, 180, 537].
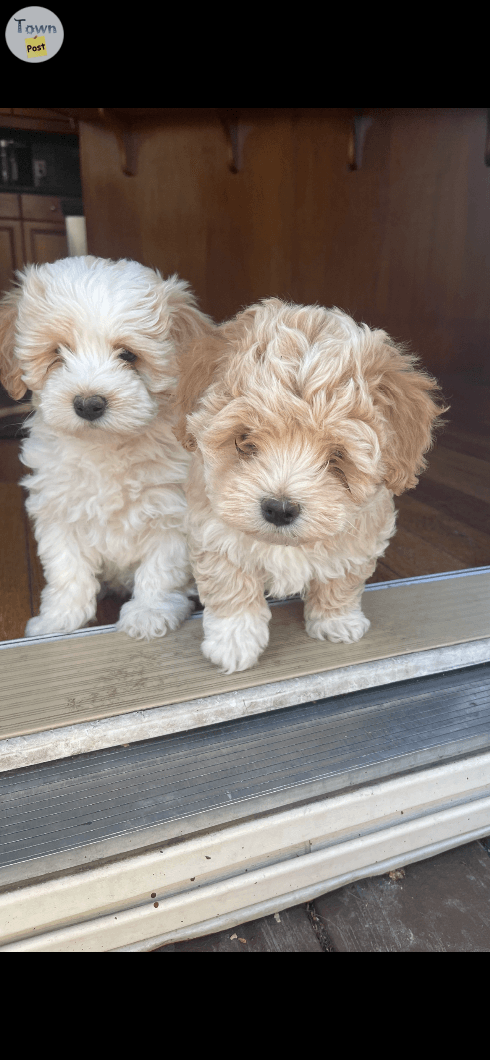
[312, 840, 490, 952]
[153, 905, 323, 952]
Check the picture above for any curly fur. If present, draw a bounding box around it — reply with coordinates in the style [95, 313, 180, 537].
[175, 298, 445, 673]
[0, 255, 213, 639]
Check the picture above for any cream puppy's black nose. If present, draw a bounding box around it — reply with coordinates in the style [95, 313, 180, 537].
[261, 497, 301, 526]
[73, 395, 108, 421]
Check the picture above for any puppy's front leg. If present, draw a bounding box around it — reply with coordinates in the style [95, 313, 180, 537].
[304, 567, 374, 644]
[195, 551, 270, 673]
[117, 530, 193, 639]
[25, 526, 99, 637]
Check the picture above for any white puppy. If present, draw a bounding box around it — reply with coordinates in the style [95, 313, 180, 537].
[0, 255, 213, 639]
[175, 298, 445, 673]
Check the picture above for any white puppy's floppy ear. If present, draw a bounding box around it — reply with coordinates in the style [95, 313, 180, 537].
[160, 275, 213, 350]
[174, 329, 228, 451]
[148, 273, 215, 400]
[370, 336, 446, 495]
[0, 286, 26, 400]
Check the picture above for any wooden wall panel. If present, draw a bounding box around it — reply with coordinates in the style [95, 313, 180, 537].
[78, 108, 490, 374]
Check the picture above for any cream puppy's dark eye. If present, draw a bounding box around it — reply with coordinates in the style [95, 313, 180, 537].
[321, 449, 344, 469]
[235, 435, 258, 456]
[119, 350, 137, 363]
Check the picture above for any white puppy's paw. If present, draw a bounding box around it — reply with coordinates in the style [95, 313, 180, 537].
[116, 592, 193, 639]
[201, 609, 271, 673]
[25, 606, 95, 638]
[25, 614, 61, 638]
[305, 607, 370, 644]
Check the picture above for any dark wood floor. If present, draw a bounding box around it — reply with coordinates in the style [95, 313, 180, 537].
[1, 371, 489, 641]
[372, 372, 490, 582]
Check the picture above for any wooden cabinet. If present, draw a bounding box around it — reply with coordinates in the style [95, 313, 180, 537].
[0, 192, 68, 288]
[0, 193, 21, 219]
[20, 195, 65, 223]
[22, 222, 68, 265]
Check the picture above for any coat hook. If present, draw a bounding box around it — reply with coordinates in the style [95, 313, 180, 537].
[218, 109, 251, 173]
[98, 108, 137, 176]
[348, 114, 373, 171]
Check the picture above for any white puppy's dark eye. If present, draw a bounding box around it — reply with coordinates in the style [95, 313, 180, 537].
[48, 348, 64, 370]
[119, 350, 137, 363]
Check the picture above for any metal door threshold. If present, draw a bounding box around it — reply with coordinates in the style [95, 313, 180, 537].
[2, 662, 489, 890]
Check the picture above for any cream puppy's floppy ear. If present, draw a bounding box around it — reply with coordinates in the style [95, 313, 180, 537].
[369, 336, 446, 495]
[0, 287, 26, 399]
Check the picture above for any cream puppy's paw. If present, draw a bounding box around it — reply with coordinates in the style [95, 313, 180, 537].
[305, 607, 370, 644]
[117, 592, 193, 639]
[201, 609, 271, 673]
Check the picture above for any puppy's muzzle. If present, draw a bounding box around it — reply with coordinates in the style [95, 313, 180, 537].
[261, 497, 301, 527]
[73, 395, 108, 421]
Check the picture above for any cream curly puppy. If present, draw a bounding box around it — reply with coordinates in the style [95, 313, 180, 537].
[175, 298, 444, 673]
[0, 255, 213, 639]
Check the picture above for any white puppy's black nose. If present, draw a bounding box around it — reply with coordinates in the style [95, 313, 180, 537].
[261, 497, 301, 526]
[73, 395, 108, 421]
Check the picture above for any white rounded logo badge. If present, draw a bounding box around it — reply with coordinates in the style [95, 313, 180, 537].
[5, 7, 63, 61]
